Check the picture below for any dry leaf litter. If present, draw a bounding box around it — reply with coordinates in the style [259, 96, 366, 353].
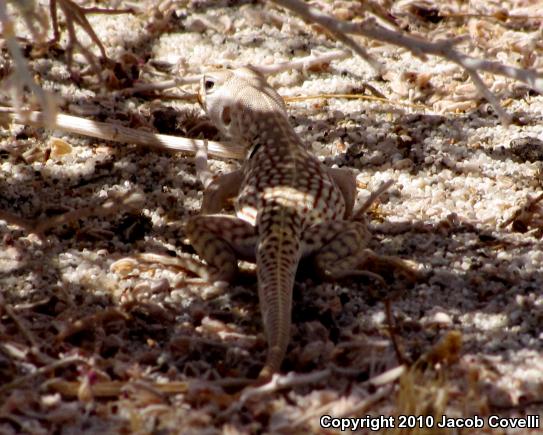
[1, 0, 543, 433]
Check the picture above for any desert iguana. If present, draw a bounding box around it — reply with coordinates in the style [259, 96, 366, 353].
[186, 67, 405, 380]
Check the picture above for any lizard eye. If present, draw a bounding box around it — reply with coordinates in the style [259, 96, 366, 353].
[204, 79, 215, 91]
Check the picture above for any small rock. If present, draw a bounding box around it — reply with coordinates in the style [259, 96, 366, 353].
[49, 138, 73, 159]
[509, 137, 543, 162]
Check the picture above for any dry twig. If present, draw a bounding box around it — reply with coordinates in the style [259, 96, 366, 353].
[56, 307, 130, 341]
[253, 49, 350, 75]
[500, 192, 543, 230]
[117, 49, 350, 97]
[282, 383, 394, 431]
[49, 0, 134, 73]
[0, 107, 245, 159]
[0, 208, 35, 232]
[271, 0, 543, 124]
[0, 1, 57, 126]
[353, 179, 394, 220]
[0, 189, 145, 238]
[35, 190, 144, 234]
[0, 355, 88, 394]
[384, 299, 409, 366]
[221, 369, 332, 417]
[285, 93, 428, 110]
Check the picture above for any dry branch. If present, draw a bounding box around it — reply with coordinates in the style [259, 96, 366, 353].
[222, 369, 332, 417]
[35, 191, 144, 235]
[353, 179, 394, 220]
[46, 379, 189, 398]
[0, 355, 88, 394]
[271, 0, 383, 75]
[271, 0, 543, 124]
[0, 49, 356, 163]
[0, 107, 245, 160]
[0, 1, 57, 127]
[117, 49, 350, 97]
[0, 0, 135, 132]
[0, 190, 145, 237]
[49, 0, 134, 73]
[282, 383, 394, 431]
[254, 49, 350, 75]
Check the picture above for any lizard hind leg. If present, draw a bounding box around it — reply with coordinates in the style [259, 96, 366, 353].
[306, 220, 420, 284]
[185, 215, 257, 283]
[303, 220, 382, 282]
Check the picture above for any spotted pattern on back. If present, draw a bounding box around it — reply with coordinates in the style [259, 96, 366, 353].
[198, 66, 348, 378]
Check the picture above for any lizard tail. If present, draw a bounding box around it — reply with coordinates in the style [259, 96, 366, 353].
[256, 213, 302, 380]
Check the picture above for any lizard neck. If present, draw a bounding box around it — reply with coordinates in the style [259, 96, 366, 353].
[244, 114, 303, 162]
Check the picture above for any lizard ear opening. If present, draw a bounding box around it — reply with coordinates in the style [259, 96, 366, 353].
[221, 106, 232, 125]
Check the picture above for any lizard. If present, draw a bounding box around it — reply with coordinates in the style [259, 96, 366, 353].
[185, 66, 406, 380]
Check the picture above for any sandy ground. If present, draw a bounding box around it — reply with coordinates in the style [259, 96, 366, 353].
[1, 0, 543, 433]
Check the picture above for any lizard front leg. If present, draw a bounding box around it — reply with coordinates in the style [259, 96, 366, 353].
[201, 167, 355, 217]
[200, 169, 244, 214]
[185, 214, 256, 282]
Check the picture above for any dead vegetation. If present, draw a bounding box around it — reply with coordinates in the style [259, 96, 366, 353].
[1, 0, 543, 433]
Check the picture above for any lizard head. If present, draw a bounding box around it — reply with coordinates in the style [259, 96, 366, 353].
[198, 66, 288, 151]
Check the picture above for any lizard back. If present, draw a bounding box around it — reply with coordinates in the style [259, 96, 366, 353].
[199, 67, 347, 378]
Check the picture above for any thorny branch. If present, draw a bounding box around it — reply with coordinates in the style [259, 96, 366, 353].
[271, 0, 543, 124]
